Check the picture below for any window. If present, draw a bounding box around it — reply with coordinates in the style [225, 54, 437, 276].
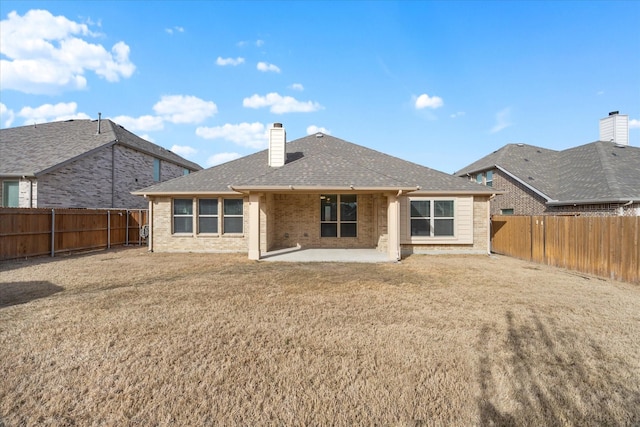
[198, 199, 218, 233]
[173, 199, 193, 233]
[183, 168, 190, 176]
[476, 173, 483, 184]
[223, 199, 243, 233]
[153, 158, 161, 181]
[485, 170, 493, 187]
[410, 199, 455, 237]
[321, 194, 357, 237]
[500, 208, 514, 215]
[2, 181, 19, 207]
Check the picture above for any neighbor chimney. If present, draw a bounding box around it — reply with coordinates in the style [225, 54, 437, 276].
[268, 123, 286, 167]
[599, 111, 629, 145]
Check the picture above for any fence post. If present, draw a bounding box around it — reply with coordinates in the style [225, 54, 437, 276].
[107, 210, 111, 249]
[51, 208, 55, 257]
[138, 209, 142, 246]
[126, 209, 129, 246]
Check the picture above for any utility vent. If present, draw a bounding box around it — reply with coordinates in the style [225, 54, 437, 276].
[269, 123, 286, 167]
[599, 111, 629, 145]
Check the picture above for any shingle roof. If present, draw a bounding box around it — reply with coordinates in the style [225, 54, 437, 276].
[135, 133, 495, 195]
[0, 119, 201, 177]
[455, 141, 640, 204]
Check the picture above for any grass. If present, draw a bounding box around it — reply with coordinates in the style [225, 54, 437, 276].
[1, 248, 639, 426]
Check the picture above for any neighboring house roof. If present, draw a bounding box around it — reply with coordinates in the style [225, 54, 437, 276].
[135, 133, 496, 195]
[455, 141, 640, 205]
[0, 119, 201, 177]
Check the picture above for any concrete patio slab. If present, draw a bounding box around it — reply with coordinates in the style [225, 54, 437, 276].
[260, 247, 394, 263]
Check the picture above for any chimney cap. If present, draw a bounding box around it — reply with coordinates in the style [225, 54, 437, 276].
[273, 123, 283, 128]
[609, 111, 619, 116]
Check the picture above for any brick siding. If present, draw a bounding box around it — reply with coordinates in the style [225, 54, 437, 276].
[15, 144, 193, 209]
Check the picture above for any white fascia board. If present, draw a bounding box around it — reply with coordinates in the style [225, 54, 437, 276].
[495, 164, 556, 202]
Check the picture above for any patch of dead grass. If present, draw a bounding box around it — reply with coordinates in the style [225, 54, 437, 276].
[1, 248, 639, 425]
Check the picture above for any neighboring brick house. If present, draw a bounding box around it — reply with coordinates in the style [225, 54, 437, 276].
[134, 123, 498, 261]
[455, 113, 640, 217]
[0, 118, 201, 209]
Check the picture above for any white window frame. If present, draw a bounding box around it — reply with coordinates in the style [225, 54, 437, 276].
[485, 170, 493, 187]
[172, 197, 244, 236]
[2, 180, 19, 207]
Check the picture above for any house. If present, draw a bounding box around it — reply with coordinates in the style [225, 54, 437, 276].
[133, 123, 498, 261]
[0, 118, 202, 209]
[455, 112, 640, 216]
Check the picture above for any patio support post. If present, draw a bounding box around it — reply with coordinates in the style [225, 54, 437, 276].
[248, 193, 261, 260]
[387, 193, 401, 261]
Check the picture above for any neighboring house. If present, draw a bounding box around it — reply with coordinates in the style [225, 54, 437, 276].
[0, 118, 202, 209]
[455, 112, 640, 216]
[133, 123, 498, 261]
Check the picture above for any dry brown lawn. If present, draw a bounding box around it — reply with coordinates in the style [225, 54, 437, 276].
[1, 248, 639, 426]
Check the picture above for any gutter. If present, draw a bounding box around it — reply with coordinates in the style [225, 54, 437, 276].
[546, 198, 637, 206]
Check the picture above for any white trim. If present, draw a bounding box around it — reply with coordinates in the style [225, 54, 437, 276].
[495, 165, 556, 202]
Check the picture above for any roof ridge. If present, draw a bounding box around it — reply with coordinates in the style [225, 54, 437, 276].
[594, 141, 622, 195]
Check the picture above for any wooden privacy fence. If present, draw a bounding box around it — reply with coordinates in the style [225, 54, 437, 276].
[0, 208, 148, 261]
[491, 215, 639, 283]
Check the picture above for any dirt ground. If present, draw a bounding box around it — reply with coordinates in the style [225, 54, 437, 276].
[1, 248, 639, 426]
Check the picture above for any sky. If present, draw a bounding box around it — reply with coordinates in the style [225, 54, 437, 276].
[1, 1, 639, 174]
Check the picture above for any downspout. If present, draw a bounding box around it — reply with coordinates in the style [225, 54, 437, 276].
[488, 194, 496, 255]
[112, 144, 115, 208]
[148, 196, 153, 252]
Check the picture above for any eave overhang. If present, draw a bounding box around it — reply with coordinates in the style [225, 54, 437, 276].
[546, 198, 637, 206]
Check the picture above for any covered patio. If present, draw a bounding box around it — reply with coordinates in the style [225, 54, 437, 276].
[260, 247, 394, 263]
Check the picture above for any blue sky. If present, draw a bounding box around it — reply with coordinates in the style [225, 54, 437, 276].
[1, 1, 639, 173]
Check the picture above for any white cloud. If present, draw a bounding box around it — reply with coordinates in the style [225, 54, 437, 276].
[629, 119, 640, 129]
[17, 102, 90, 124]
[196, 122, 267, 149]
[0, 103, 16, 128]
[307, 125, 330, 135]
[0, 9, 135, 94]
[290, 83, 304, 91]
[153, 95, 217, 124]
[490, 107, 513, 133]
[170, 145, 197, 158]
[256, 40, 264, 47]
[243, 92, 323, 114]
[450, 111, 466, 119]
[216, 56, 245, 66]
[165, 26, 184, 35]
[257, 62, 281, 73]
[206, 152, 242, 166]
[415, 93, 444, 109]
[110, 114, 164, 132]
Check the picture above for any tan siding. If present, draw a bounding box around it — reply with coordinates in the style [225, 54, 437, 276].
[401, 195, 489, 255]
